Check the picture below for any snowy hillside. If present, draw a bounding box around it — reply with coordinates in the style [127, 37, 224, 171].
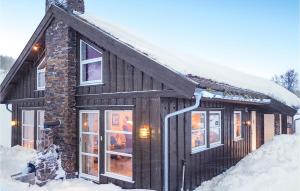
[0, 71, 11, 147]
[195, 134, 300, 191]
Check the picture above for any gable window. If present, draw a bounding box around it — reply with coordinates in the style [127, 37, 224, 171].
[234, 111, 242, 140]
[80, 40, 103, 85]
[209, 111, 222, 146]
[22, 110, 35, 149]
[191, 111, 207, 152]
[37, 58, 46, 90]
[105, 110, 133, 181]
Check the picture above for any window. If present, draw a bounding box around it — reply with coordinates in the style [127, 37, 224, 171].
[36, 110, 45, 149]
[234, 111, 242, 140]
[79, 111, 99, 180]
[22, 110, 35, 149]
[105, 110, 133, 180]
[80, 40, 103, 85]
[209, 111, 222, 146]
[37, 58, 46, 90]
[191, 111, 207, 152]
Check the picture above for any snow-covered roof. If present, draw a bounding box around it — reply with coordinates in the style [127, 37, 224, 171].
[78, 13, 300, 108]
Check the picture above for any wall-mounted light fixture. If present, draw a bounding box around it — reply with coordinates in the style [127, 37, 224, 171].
[33, 44, 40, 52]
[245, 120, 251, 126]
[139, 125, 150, 139]
[11, 120, 17, 127]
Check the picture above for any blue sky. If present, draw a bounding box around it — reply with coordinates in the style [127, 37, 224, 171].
[0, 0, 299, 80]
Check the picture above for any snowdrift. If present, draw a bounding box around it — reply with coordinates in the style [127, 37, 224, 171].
[195, 134, 300, 191]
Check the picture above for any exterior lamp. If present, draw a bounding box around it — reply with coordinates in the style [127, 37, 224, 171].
[139, 125, 150, 139]
[33, 44, 40, 51]
[245, 120, 251, 126]
[11, 120, 17, 127]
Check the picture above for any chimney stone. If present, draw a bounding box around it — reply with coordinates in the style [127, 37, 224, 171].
[46, 0, 85, 14]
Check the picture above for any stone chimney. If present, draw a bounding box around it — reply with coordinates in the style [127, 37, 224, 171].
[46, 0, 85, 14]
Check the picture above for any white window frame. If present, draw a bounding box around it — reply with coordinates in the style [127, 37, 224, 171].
[209, 111, 222, 146]
[104, 110, 133, 182]
[80, 40, 103, 86]
[79, 110, 100, 181]
[191, 111, 207, 153]
[36, 58, 46, 90]
[36, 110, 45, 148]
[22, 110, 35, 149]
[234, 111, 243, 141]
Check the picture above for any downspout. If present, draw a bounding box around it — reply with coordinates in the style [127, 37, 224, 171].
[164, 88, 202, 191]
[5, 104, 12, 113]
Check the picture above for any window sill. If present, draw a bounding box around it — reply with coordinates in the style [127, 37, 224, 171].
[79, 82, 104, 87]
[35, 88, 45, 91]
[234, 138, 244, 142]
[192, 144, 224, 154]
[101, 173, 134, 183]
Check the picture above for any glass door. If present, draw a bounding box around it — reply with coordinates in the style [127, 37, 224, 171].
[22, 110, 35, 149]
[79, 110, 100, 181]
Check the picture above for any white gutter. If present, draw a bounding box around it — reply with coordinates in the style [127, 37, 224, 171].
[163, 88, 203, 191]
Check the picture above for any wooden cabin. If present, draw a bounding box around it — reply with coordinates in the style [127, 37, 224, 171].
[0, 1, 299, 190]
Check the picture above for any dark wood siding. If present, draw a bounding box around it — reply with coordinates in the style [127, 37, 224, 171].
[77, 96, 162, 190]
[11, 100, 45, 147]
[75, 36, 168, 96]
[160, 98, 256, 191]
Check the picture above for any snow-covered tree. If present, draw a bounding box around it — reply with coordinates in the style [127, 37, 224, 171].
[272, 69, 299, 93]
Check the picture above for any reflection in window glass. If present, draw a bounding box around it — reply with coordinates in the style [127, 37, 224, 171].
[209, 111, 222, 145]
[106, 154, 132, 177]
[234, 111, 242, 140]
[81, 155, 98, 177]
[82, 113, 99, 133]
[191, 111, 206, 151]
[82, 134, 99, 154]
[105, 110, 133, 179]
[80, 40, 102, 84]
[81, 41, 102, 61]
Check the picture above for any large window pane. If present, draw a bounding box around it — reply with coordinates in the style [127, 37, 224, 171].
[191, 111, 207, 151]
[192, 130, 205, 148]
[192, 112, 205, 130]
[82, 134, 99, 154]
[81, 155, 98, 177]
[105, 110, 133, 179]
[37, 71, 45, 88]
[81, 41, 102, 61]
[82, 113, 99, 133]
[209, 111, 222, 145]
[106, 132, 132, 154]
[106, 111, 133, 132]
[82, 61, 102, 82]
[106, 154, 132, 177]
[234, 111, 242, 140]
[22, 110, 34, 149]
[210, 128, 221, 144]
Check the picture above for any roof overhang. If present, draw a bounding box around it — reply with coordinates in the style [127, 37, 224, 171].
[0, 5, 197, 103]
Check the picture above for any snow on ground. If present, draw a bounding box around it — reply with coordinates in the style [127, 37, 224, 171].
[195, 134, 300, 191]
[0, 71, 11, 147]
[77, 13, 300, 108]
[0, 146, 151, 191]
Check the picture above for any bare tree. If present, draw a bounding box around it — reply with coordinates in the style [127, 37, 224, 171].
[272, 69, 299, 93]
